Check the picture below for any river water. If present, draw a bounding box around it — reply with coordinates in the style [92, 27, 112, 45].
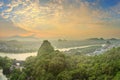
[56, 44, 100, 51]
[0, 44, 101, 60]
[0, 52, 37, 60]
[0, 44, 104, 80]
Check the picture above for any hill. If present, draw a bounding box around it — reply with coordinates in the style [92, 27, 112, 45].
[1, 40, 120, 80]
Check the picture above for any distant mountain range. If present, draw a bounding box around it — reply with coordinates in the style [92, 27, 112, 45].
[87, 38, 119, 41]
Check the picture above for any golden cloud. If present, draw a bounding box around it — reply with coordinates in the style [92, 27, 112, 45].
[1, 0, 120, 39]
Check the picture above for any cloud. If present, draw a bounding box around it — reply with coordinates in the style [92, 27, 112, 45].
[0, 20, 28, 38]
[0, 2, 3, 7]
[0, 0, 120, 39]
[1, 0, 65, 31]
[111, 2, 120, 15]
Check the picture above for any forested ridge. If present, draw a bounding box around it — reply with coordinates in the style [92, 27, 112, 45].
[1, 40, 120, 80]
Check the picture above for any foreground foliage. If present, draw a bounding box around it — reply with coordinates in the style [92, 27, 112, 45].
[1, 40, 120, 80]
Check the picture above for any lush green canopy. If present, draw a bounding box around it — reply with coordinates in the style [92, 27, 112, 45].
[1, 40, 120, 80]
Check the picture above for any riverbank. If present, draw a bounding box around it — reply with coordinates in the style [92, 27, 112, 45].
[0, 44, 105, 60]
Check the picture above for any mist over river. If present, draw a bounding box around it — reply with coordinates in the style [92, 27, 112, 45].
[0, 45, 99, 60]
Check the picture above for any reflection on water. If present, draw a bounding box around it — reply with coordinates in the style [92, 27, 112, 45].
[0, 52, 37, 60]
[0, 70, 7, 80]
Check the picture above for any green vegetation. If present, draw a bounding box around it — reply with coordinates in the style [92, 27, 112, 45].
[0, 56, 12, 77]
[1, 40, 120, 80]
[23, 40, 120, 80]
[9, 69, 26, 80]
[38, 40, 54, 56]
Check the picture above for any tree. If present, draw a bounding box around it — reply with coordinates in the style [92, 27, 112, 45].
[0, 57, 12, 76]
[113, 72, 120, 80]
[48, 53, 69, 76]
[56, 71, 72, 80]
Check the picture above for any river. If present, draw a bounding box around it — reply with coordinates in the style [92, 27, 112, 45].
[0, 52, 37, 60]
[0, 44, 105, 80]
[0, 44, 102, 61]
[56, 44, 101, 51]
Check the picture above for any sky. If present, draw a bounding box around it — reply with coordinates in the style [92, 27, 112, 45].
[0, 0, 120, 40]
